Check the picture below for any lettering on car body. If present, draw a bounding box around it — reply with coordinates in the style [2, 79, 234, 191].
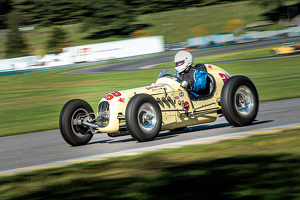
[146, 85, 165, 90]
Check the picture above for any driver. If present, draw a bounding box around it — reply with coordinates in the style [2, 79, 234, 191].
[174, 50, 207, 97]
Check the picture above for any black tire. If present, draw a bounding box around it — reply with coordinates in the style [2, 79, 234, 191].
[125, 94, 162, 142]
[59, 99, 95, 146]
[221, 75, 259, 127]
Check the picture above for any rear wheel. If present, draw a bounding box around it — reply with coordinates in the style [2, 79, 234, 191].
[221, 76, 259, 127]
[125, 94, 162, 142]
[59, 99, 95, 146]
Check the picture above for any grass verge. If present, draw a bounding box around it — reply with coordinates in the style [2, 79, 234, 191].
[0, 128, 299, 199]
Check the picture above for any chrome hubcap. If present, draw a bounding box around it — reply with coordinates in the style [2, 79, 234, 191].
[235, 86, 254, 116]
[71, 108, 89, 137]
[138, 103, 157, 133]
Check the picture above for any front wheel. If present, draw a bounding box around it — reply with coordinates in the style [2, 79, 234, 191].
[125, 94, 162, 142]
[59, 99, 95, 146]
[221, 76, 259, 127]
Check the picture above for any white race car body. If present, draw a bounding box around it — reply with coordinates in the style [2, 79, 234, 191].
[60, 64, 258, 145]
[97, 64, 230, 135]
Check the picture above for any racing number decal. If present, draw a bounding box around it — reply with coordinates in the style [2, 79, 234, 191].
[111, 91, 121, 97]
[104, 94, 114, 100]
[219, 73, 231, 83]
[104, 91, 121, 100]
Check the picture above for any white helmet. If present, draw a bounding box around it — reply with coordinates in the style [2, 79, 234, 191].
[174, 50, 193, 73]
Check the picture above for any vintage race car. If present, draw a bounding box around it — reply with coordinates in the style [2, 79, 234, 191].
[59, 64, 259, 146]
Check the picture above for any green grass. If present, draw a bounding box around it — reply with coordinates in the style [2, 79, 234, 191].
[0, 128, 300, 199]
[197, 46, 277, 62]
[0, 66, 162, 136]
[140, 1, 268, 43]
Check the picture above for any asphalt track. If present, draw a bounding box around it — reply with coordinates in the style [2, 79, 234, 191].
[1, 37, 300, 176]
[1, 98, 300, 175]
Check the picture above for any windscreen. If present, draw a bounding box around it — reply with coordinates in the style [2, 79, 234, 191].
[157, 68, 181, 82]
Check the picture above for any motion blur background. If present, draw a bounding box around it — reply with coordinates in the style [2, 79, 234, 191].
[1, 0, 300, 72]
[1, 2, 300, 199]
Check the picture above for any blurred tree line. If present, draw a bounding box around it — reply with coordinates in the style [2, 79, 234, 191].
[0, 0, 249, 29]
[0, 0, 220, 58]
[0, 0, 294, 58]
